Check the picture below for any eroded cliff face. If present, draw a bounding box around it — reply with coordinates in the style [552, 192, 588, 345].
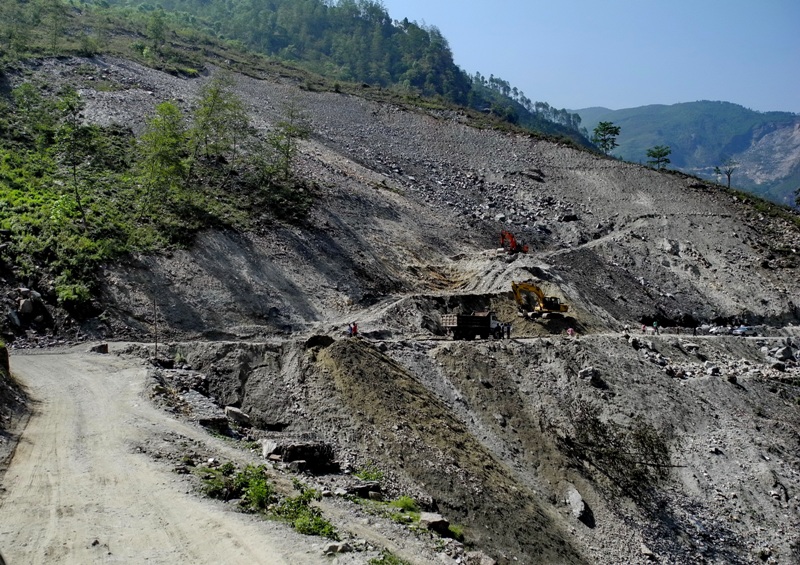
[739, 118, 800, 183]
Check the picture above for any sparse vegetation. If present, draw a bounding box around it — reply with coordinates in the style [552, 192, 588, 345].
[545, 398, 676, 499]
[354, 462, 385, 482]
[368, 550, 412, 565]
[198, 463, 336, 538]
[273, 481, 338, 539]
[0, 77, 315, 314]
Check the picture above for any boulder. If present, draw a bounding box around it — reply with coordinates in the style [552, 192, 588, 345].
[565, 486, 586, 519]
[260, 439, 337, 472]
[774, 347, 795, 361]
[88, 342, 109, 354]
[18, 298, 34, 315]
[224, 406, 251, 426]
[419, 512, 450, 535]
[323, 542, 352, 554]
[464, 551, 497, 565]
[564, 484, 595, 527]
[261, 440, 279, 458]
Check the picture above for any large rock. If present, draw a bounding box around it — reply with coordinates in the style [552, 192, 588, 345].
[464, 551, 497, 565]
[224, 406, 251, 426]
[565, 485, 595, 527]
[565, 486, 586, 519]
[88, 343, 109, 354]
[260, 439, 337, 472]
[182, 390, 228, 430]
[773, 346, 795, 361]
[419, 512, 450, 535]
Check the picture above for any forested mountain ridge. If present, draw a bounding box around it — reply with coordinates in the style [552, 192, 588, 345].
[579, 101, 800, 206]
[83, 0, 591, 144]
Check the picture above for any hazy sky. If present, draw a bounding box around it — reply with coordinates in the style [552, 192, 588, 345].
[379, 0, 800, 113]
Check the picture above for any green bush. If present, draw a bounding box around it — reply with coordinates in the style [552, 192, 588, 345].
[273, 487, 339, 539]
[368, 550, 412, 565]
[354, 462, 384, 482]
[389, 495, 419, 513]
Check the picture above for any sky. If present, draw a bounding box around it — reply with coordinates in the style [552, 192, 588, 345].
[378, 0, 800, 114]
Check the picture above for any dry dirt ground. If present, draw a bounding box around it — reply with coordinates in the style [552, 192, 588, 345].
[1, 345, 456, 565]
[2, 56, 800, 565]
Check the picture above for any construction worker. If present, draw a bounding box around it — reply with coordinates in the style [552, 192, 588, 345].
[352, 322, 358, 337]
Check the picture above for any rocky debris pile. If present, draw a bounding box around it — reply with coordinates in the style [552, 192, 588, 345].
[260, 437, 338, 473]
[2, 287, 59, 345]
[147, 364, 236, 430]
[624, 335, 800, 383]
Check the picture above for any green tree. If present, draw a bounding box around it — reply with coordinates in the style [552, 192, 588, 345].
[714, 157, 738, 189]
[265, 99, 309, 182]
[136, 101, 188, 211]
[54, 87, 95, 230]
[646, 145, 671, 170]
[591, 121, 621, 155]
[147, 9, 167, 50]
[189, 73, 249, 165]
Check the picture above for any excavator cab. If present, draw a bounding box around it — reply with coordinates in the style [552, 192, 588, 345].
[511, 280, 569, 318]
[500, 230, 529, 254]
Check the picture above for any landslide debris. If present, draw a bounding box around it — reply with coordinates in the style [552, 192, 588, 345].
[2, 54, 800, 565]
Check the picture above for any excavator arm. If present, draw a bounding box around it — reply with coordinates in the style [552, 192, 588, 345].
[511, 281, 568, 317]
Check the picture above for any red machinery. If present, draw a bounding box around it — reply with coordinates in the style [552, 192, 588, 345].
[500, 230, 529, 254]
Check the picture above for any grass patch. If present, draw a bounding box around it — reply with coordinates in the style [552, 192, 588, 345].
[273, 482, 339, 539]
[368, 550, 412, 565]
[389, 495, 419, 513]
[354, 461, 384, 482]
[198, 462, 336, 538]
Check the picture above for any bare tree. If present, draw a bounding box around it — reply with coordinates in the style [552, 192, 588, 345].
[714, 158, 738, 189]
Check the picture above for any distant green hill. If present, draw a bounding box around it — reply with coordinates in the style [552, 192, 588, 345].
[577, 102, 800, 205]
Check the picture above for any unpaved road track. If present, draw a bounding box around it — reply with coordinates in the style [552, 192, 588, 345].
[0, 348, 329, 565]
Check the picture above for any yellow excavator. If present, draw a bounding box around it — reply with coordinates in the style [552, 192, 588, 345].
[511, 281, 569, 318]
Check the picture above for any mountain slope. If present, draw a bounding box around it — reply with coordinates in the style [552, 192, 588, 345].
[1, 56, 799, 565]
[578, 102, 800, 205]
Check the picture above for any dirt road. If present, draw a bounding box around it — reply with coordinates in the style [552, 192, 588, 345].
[0, 347, 330, 565]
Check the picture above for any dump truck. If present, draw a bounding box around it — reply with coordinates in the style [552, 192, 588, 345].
[441, 311, 504, 340]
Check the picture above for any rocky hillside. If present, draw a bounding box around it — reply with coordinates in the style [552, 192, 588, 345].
[2, 57, 800, 564]
[579, 102, 800, 206]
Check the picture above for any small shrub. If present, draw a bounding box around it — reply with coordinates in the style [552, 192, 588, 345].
[245, 477, 274, 511]
[274, 487, 339, 540]
[447, 524, 465, 542]
[389, 496, 419, 513]
[355, 462, 384, 482]
[368, 550, 411, 565]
